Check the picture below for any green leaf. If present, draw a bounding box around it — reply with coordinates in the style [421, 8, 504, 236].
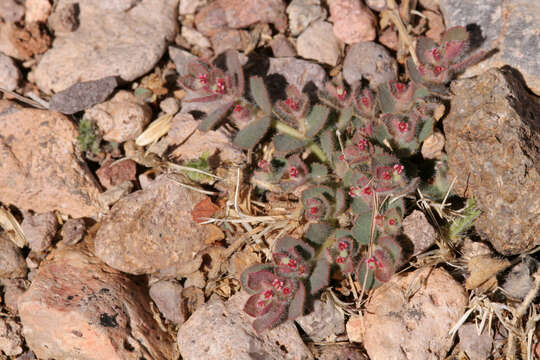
[273, 134, 306, 155]
[309, 259, 330, 294]
[320, 129, 336, 163]
[377, 82, 396, 114]
[233, 116, 271, 150]
[198, 102, 234, 131]
[418, 116, 434, 143]
[337, 106, 354, 130]
[305, 104, 330, 138]
[334, 188, 347, 217]
[352, 211, 374, 246]
[310, 163, 328, 184]
[305, 223, 333, 245]
[226, 49, 244, 95]
[442, 26, 468, 43]
[250, 76, 272, 115]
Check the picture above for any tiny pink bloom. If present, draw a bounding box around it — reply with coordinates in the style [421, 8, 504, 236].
[433, 66, 443, 76]
[287, 259, 297, 269]
[398, 121, 408, 133]
[363, 186, 372, 196]
[382, 171, 391, 181]
[282, 287, 291, 295]
[389, 218, 396, 226]
[233, 104, 243, 112]
[395, 82, 405, 92]
[198, 74, 208, 84]
[272, 278, 283, 290]
[357, 138, 368, 150]
[258, 159, 268, 169]
[257, 300, 267, 308]
[338, 241, 348, 251]
[418, 64, 425, 75]
[361, 97, 370, 107]
[214, 78, 226, 94]
[348, 186, 358, 197]
[298, 265, 306, 274]
[285, 98, 298, 111]
[393, 164, 404, 174]
[289, 166, 299, 178]
[336, 256, 345, 264]
[337, 87, 347, 101]
[263, 289, 273, 299]
[431, 48, 441, 62]
[309, 206, 319, 215]
[339, 153, 345, 161]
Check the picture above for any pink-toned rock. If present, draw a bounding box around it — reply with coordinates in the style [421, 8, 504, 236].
[25, 0, 52, 23]
[194, 1, 228, 37]
[85, 90, 152, 143]
[0, 101, 104, 218]
[271, 34, 297, 57]
[379, 27, 398, 51]
[346, 315, 365, 343]
[402, 210, 437, 256]
[149, 280, 186, 325]
[95, 158, 137, 189]
[217, 0, 287, 32]
[0, 278, 28, 314]
[361, 268, 467, 360]
[94, 175, 213, 276]
[210, 29, 249, 55]
[297, 20, 343, 66]
[177, 292, 313, 360]
[421, 131, 445, 159]
[168, 113, 244, 164]
[59, 218, 87, 246]
[18, 244, 177, 360]
[328, 0, 377, 44]
[0, 233, 27, 279]
[21, 212, 58, 253]
[0, 318, 23, 356]
[0, 0, 24, 22]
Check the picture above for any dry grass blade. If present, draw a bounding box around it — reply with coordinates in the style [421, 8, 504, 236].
[0, 87, 49, 109]
[135, 113, 173, 146]
[0, 206, 27, 247]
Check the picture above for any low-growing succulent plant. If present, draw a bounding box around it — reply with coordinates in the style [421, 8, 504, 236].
[77, 117, 101, 155]
[177, 26, 480, 332]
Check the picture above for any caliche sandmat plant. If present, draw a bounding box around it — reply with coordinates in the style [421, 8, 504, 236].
[178, 26, 483, 332]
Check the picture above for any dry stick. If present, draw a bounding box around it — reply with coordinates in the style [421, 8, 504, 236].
[386, 0, 420, 67]
[358, 191, 380, 306]
[0, 86, 48, 109]
[506, 267, 540, 359]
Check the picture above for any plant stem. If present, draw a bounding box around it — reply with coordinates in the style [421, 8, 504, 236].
[273, 120, 328, 162]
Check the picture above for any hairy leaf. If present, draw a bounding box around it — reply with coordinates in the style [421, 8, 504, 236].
[233, 115, 271, 149]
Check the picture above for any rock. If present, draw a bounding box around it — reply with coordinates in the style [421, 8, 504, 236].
[270, 35, 296, 57]
[182, 26, 211, 48]
[1, 278, 27, 314]
[379, 27, 398, 51]
[343, 41, 397, 88]
[459, 237, 491, 259]
[85, 90, 152, 143]
[149, 280, 186, 325]
[361, 268, 467, 360]
[16, 351, 37, 360]
[443, 68, 540, 255]
[501, 256, 538, 300]
[181, 286, 205, 317]
[177, 292, 313, 360]
[180, 0, 208, 15]
[95, 158, 137, 190]
[0, 233, 26, 279]
[60, 218, 87, 246]
[94, 175, 212, 276]
[159, 97, 180, 115]
[297, 21, 343, 66]
[365, 0, 387, 11]
[210, 29, 249, 55]
[47, 3, 80, 33]
[316, 344, 367, 360]
[217, 0, 287, 32]
[328, 0, 377, 44]
[48, 77, 118, 115]
[440, 0, 540, 95]
[421, 130, 445, 159]
[169, 46, 198, 76]
[458, 323, 493, 360]
[267, 56, 327, 91]
[346, 315, 364, 343]
[18, 244, 177, 360]
[0, 22, 51, 60]
[402, 210, 437, 255]
[0, 52, 20, 91]
[194, 1, 228, 37]
[419, 0, 439, 11]
[228, 246, 259, 280]
[296, 300, 345, 341]
[0, 318, 23, 356]
[98, 181, 133, 208]
[0, 0, 24, 22]
[25, 0, 52, 23]
[168, 113, 245, 164]
[33, 0, 178, 93]
[424, 10, 444, 43]
[0, 101, 104, 218]
[184, 270, 206, 288]
[21, 212, 58, 253]
[286, 0, 326, 36]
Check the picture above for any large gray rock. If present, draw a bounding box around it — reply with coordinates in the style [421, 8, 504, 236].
[297, 21, 343, 66]
[0, 53, 20, 91]
[33, 0, 178, 93]
[177, 292, 313, 360]
[286, 0, 326, 36]
[443, 67, 540, 255]
[0, 233, 27, 279]
[268, 56, 327, 91]
[440, 0, 540, 95]
[343, 42, 397, 88]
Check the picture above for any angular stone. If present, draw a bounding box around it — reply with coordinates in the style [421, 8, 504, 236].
[33, 0, 178, 93]
[182, 26, 211, 48]
[0, 22, 51, 61]
[0, 0, 24, 22]
[59, 218, 87, 246]
[343, 41, 397, 88]
[85, 90, 152, 143]
[0, 318, 23, 356]
[458, 323, 493, 360]
[159, 97, 180, 115]
[95, 158, 137, 190]
[169, 46, 198, 77]
[421, 130, 445, 159]
[316, 344, 366, 360]
[365, 0, 387, 11]
[362, 268, 467, 360]
[328, 0, 377, 44]
[217, 0, 287, 32]
[149, 280, 186, 325]
[177, 292, 313, 360]
[0, 101, 104, 218]
[94, 175, 212, 275]
[0, 278, 27, 314]
[440, 0, 540, 95]
[270, 35, 297, 57]
[0, 233, 27, 279]
[18, 244, 177, 360]
[25, 0, 52, 23]
[267, 56, 327, 91]
[296, 300, 345, 341]
[210, 29, 249, 55]
[402, 210, 437, 256]
[379, 27, 398, 51]
[194, 1, 228, 37]
[0, 53, 20, 91]
[47, 3, 80, 33]
[21, 212, 58, 253]
[48, 77, 118, 115]
[297, 20, 343, 66]
[443, 68, 540, 255]
[179, 0, 208, 15]
[286, 0, 326, 36]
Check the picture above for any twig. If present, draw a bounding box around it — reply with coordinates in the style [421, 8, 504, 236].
[0, 87, 48, 109]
